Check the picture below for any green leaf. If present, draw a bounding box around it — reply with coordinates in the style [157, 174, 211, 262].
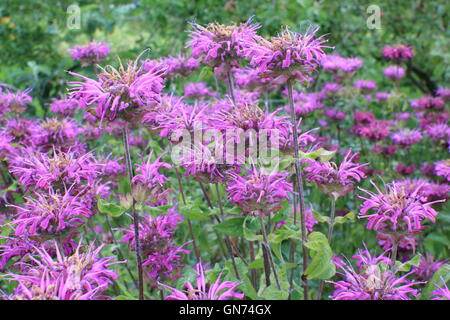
[260, 284, 289, 300]
[304, 232, 336, 280]
[98, 199, 127, 217]
[312, 210, 330, 223]
[243, 216, 263, 241]
[394, 254, 421, 272]
[179, 203, 210, 221]
[213, 217, 245, 237]
[334, 211, 356, 224]
[247, 258, 264, 269]
[300, 148, 336, 162]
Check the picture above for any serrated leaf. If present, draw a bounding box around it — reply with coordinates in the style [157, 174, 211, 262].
[304, 232, 336, 280]
[213, 217, 245, 237]
[98, 199, 127, 217]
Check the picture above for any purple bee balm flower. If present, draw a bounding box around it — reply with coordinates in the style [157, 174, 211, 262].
[226, 167, 293, 216]
[303, 150, 367, 198]
[160, 262, 244, 300]
[121, 212, 188, 285]
[322, 82, 342, 94]
[159, 55, 199, 78]
[395, 163, 416, 176]
[375, 92, 390, 101]
[329, 248, 422, 300]
[358, 181, 442, 234]
[383, 65, 405, 81]
[184, 82, 216, 100]
[382, 44, 414, 60]
[436, 87, 450, 101]
[412, 255, 447, 282]
[0, 89, 32, 114]
[3, 118, 40, 147]
[354, 79, 377, 92]
[179, 142, 240, 184]
[188, 18, 260, 68]
[49, 97, 80, 117]
[9, 147, 99, 192]
[395, 178, 449, 203]
[5, 242, 119, 300]
[321, 55, 363, 74]
[9, 187, 93, 237]
[434, 159, 450, 182]
[324, 108, 346, 122]
[244, 25, 330, 81]
[391, 129, 423, 148]
[131, 152, 172, 205]
[431, 282, 450, 300]
[425, 123, 450, 142]
[69, 55, 165, 127]
[410, 95, 445, 111]
[68, 41, 110, 66]
[33, 117, 82, 152]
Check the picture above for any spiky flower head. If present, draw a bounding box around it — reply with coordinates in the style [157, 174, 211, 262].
[226, 166, 292, 216]
[0, 89, 32, 114]
[121, 212, 188, 285]
[329, 248, 421, 300]
[160, 263, 244, 300]
[69, 54, 164, 127]
[358, 181, 442, 234]
[303, 150, 367, 198]
[245, 25, 330, 81]
[5, 242, 118, 300]
[188, 18, 260, 68]
[68, 41, 110, 66]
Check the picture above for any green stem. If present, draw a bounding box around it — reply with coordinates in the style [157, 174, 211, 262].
[287, 78, 309, 300]
[122, 127, 144, 300]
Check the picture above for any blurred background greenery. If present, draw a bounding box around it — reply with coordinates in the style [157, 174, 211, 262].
[0, 0, 449, 114]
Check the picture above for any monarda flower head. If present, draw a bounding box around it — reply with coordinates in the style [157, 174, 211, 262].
[9, 187, 93, 237]
[184, 82, 216, 100]
[329, 248, 421, 300]
[121, 212, 188, 285]
[436, 87, 450, 101]
[9, 147, 99, 193]
[179, 142, 241, 184]
[131, 152, 172, 205]
[383, 65, 405, 81]
[69, 54, 165, 127]
[391, 129, 423, 148]
[226, 166, 293, 216]
[354, 79, 377, 93]
[425, 123, 450, 142]
[382, 44, 414, 60]
[188, 18, 260, 68]
[321, 55, 363, 75]
[410, 95, 445, 111]
[160, 262, 244, 300]
[5, 242, 119, 300]
[434, 159, 450, 182]
[159, 55, 199, 78]
[412, 255, 447, 282]
[49, 97, 80, 117]
[358, 181, 442, 234]
[324, 108, 346, 122]
[303, 150, 367, 198]
[0, 89, 32, 114]
[244, 25, 330, 81]
[68, 41, 110, 66]
[33, 118, 82, 152]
